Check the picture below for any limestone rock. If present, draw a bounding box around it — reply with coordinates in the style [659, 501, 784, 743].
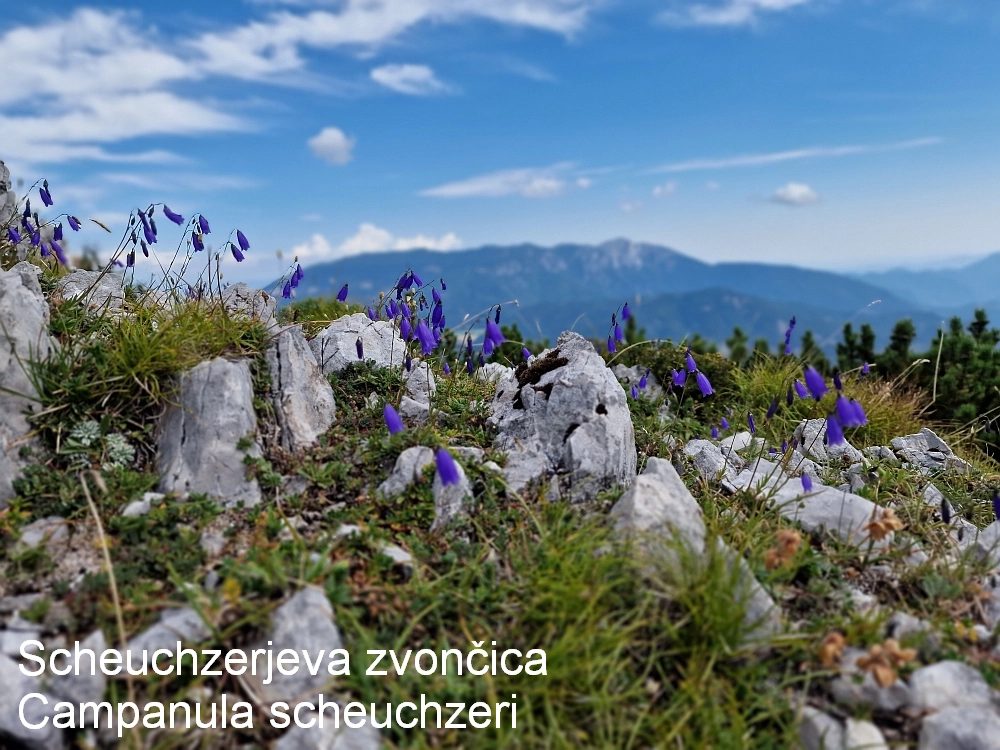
[274, 703, 382, 750]
[221, 282, 277, 330]
[248, 586, 342, 705]
[794, 419, 863, 464]
[919, 707, 1000, 750]
[908, 660, 995, 712]
[612, 364, 663, 399]
[0, 652, 64, 750]
[844, 719, 889, 750]
[499, 443, 551, 494]
[157, 357, 262, 508]
[431, 457, 473, 532]
[488, 332, 636, 500]
[49, 629, 107, 705]
[830, 647, 913, 711]
[404, 361, 436, 403]
[128, 607, 211, 654]
[15, 515, 68, 553]
[683, 439, 743, 483]
[0, 261, 52, 508]
[891, 428, 970, 473]
[57, 269, 124, 313]
[267, 326, 336, 452]
[476, 362, 514, 384]
[310, 313, 405, 374]
[399, 395, 431, 425]
[376, 446, 434, 500]
[798, 706, 844, 750]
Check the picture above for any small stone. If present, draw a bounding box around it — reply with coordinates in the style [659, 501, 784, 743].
[334, 524, 361, 539]
[453, 446, 484, 463]
[720, 431, 753, 453]
[920, 706, 1000, 750]
[844, 718, 889, 750]
[310, 313, 405, 374]
[122, 498, 151, 517]
[798, 706, 844, 750]
[49, 629, 107, 705]
[376, 446, 435, 500]
[0, 652, 64, 749]
[220, 283, 278, 330]
[476, 362, 513, 384]
[908, 660, 994, 712]
[399, 395, 431, 424]
[404, 361, 436, 403]
[379, 543, 414, 578]
[199, 531, 227, 557]
[16, 516, 68, 552]
[128, 607, 211, 654]
[274, 703, 382, 750]
[794, 419, 863, 464]
[830, 647, 913, 711]
[886, 611, 932, 642]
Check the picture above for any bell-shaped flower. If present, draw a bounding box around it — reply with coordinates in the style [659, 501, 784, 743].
[384, 404, 404, 434]
[861, 362, 870, 375]
[711, 426, 719, 439]
[236, 230, 250, 252]
[126, 250, 135, 268]
[52, 241, 68, 265]
[483, 338, 495, 356]
[622, 303, 631, 321]
[432, 288, 441, 304]
[141, 240, 149, 257]
[366, 307, 376, 321]
[400, 317, 412, 341]
[522, 347, 531, 361]
[443, 362, 451, 375]
[638, 374, 648, 390]
[804, 366, 827, 400]
[466, 358, 474, 375]
[231, 244, 245, 262]
[786, 386, 794, 406]
[440, 278, 447, 290]
[337, 284, 349, 302]
[163, 205, 185, 225]
[415, 320, 436, 355]
[406, 354, 412, 372]
[388, 299, 399, 318]
[193, 233, 205, 252]
[31, 231, 40, 246]
[401, 303, 412, 319]
[411, 271, 424, 287]
[672, 369, 686, 388]
[7, 228, 21, 244]
[53, 223, 63, 241]
[696, 371, 713, 397]
[68, 216, 81, 231]
[801, 474, 813, 493]
[495, 307, 501, 324]
[39, 186, 53, 207]
[630, 385, 638, 399]
[607, 337, 616, 354]
[198, 215, 211, 234]
[826, 414, 845, 445]
[941, 497, 951, 526]
[436, 448, 460, 486]
[485, 319, 506, 347]
[794, 380, 808, 399]
[282, 281, 292, 299]
[748, 412, 756, 434]
[851, 399, 868, 426]
[833, 372, 843, 392]
[614, 324, 624, 344]
[721, 417, 729, 430]
[766, 397, 778, 419]
[686, 350, 697, 372]
[356, 337, 364, 360]
[290, 272, 300, 290]
[40, 242, 51, 257]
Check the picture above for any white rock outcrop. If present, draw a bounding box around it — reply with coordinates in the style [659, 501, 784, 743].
[267, 325, 336, 452]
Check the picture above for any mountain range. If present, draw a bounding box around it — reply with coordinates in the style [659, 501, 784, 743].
[288, 239, 999, 355]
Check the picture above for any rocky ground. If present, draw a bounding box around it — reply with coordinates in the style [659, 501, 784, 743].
[3, 261, 1000, 748]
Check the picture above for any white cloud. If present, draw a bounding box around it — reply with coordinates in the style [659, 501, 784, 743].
[371, 64, 452, 95]
[575, 177, 593, 188]
[308, 127, 355, 165]
[421, 163, 578, 198]
[193, 1, 596, 81]
[0, 2, 597, 166]
[659, 0, 814, 27]
[770, 182, 819, 206]
[652, 137, 941, 173]
[292, 223, 463, 262]
[652, 180, 677, 197]
[706, 180, 720, 189]
[620, 200, 642, 213]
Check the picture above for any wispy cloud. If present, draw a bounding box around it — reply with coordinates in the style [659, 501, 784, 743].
[421, 163, 580, 198]
[659, 0, 815, 27]
[652, 180, 677, 197]
[292, 223, 463, 263]
[651, 137, 941, 172]
[371, 64, 453, 95]
[769, 182, 819, 206]
[101, 172, 261, 191]
[308, 127, 355, 165]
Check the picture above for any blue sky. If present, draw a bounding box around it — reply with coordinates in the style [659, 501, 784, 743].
[3, 0, 999, 285]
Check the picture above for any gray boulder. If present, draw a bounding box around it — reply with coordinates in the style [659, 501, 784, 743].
[892, 428, 970, 473]
[49, 629, 107, 705]
[683, 439, 743, 483]
[275, 702, 382, 750]
[0, 261, 52, 508]
[57, 269, 124, 313]
[908, 660, 995, 712]
[267, 326, 336, 452]
[0, 652, 64, 750]
[488, 332, 636, 500]
[830, 647, 913, 712]
[610, 458, 780, 640]
[157, 357, 262, 508]
[612, 364, 663, 399]
[794, 419, 863, 464]
[248, 586, 342, 705]
[310, 313, 405, 374]
[399, 395, 431, 425]
[221, 282, 277, 330]
[376, 446, 435, 500]
[128, 607, 212, 654]
[476, 362, 514, 384]
[920, 707, 1000, 750]
[499, 443, 551, 494]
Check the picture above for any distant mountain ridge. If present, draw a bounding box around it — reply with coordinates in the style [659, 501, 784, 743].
[289, 239, 980, 353]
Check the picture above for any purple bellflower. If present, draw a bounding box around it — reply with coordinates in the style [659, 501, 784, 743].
[631, 385, 639, 399]
[786, 386, 794, 406]
[384, 405, 404, 435]
[672, 369, 686, 388]
[696, 371, 714, 397]
[400, 318, 412, 341]
[801, 474, 813, 492]
[522, 347, 532, 361]
[721, 417, 729, 430]
[7, 228, 21, 244]
[415, 320, 436, 355]
[614, 324, 624, 344]
[443, 362, 451, 375]
[607, 337, 616, 354]
[622, 303, 631, 321]
[711, 426, 719, 439]
[68, 216, 81, 231]
[163, 205, 184, 225]
[992, 492, 1000, 523]
[282, 281, 292, 299]
[231, 244, 245, 262]
[198, 215, 211, 234]
[485, 319, 506, 347]
[766, 397, 779, 420]
[337, 284, 349, 302]
[794, 379, 809, 399]
[804, 366, 827, 400]
[53, 223, 63, 241]
[141, 240, 149, 257]
[236, 230, 250, 252]
[411, 271, 424, 287]
[436, 448, 460, 486]
[826, 414, 845, 445]
[356, 337, 364, 360]
[861, 362, 870, 376]
[941, 497, 951, 526]
[748, 412, 756, 434]
[407, 354, 413, 372]
[833, 371, 843, 392]
[192, 233, 205, 252]
[686, 350, 697, 372]
[39, 186, 53, 207]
